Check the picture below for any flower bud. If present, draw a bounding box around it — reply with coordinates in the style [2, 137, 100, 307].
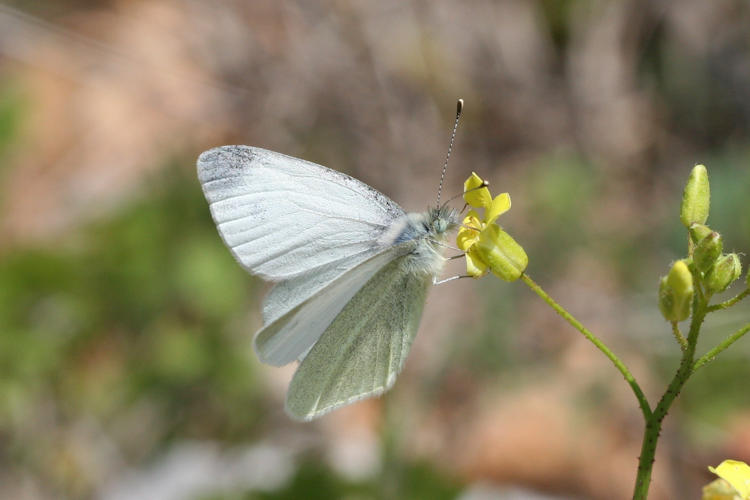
[477, 225, 528, 281]
[706, 253, 742, 295]
[680, 164, 710, 227]
[689, 223, 712, 245]
[659, 260, 693, 322]
[693, 232, 722, 272]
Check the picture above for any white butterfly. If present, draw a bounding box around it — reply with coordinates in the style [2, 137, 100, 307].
[197, 142, 459, 421]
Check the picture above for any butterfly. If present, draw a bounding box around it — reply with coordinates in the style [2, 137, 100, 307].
[197, 102, 463, 421]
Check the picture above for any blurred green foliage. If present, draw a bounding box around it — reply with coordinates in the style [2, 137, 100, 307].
[0, 81, 25, 158]
[0, 165, 269, 489]
[523, 153, 596, 268]
[202, 460, 461, 500]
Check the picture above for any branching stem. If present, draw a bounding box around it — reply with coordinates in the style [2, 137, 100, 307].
[693, 322, 750, 372]
[707, 288, 750, 313]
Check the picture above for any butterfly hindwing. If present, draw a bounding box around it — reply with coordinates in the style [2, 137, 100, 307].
[285, 255, 430, 421]
[253, 249, 402, 366]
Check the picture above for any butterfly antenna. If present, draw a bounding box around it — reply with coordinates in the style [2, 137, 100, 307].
[436, 98, 464, 207]
[440, 180, 489, 209]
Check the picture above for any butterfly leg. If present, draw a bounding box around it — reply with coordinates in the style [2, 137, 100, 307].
[433, 275, 471, 285]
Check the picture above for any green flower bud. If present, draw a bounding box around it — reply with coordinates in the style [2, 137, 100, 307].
[693, 232, 722, 272]
[706, 253, 742, 295]
[668, 260, 694, 297]
[658, 260, 693, 322]
[477, 225, 528, 282]
[689, 223, 712, 245]
[658, 277, 674, 321]
[680, 164, 710, 228]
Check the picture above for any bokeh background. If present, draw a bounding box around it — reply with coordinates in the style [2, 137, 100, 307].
[1, 1, 749, 499]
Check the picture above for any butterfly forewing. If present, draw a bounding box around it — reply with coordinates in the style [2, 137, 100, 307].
[197, 146, 404, 282]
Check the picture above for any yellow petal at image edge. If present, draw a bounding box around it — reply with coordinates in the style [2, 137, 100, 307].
[702, 478, 743, 500]
[709, 460, 750, 499]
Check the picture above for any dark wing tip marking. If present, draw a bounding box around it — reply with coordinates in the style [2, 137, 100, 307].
[198, 145, 405, 221]
[197, 145, 259, 183]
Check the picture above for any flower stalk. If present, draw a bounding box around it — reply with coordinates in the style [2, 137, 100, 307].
[458, 164, 748, 499]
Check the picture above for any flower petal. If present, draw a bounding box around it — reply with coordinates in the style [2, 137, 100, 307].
[702, 478, 743, 500]
[464, 172, 491, 208]
[457, 226, 479, 252]
[709, 460, 750, 499]
[457, 211, 483, 250]
[463, 210, 483, 228]
[486, 192, 511, 224]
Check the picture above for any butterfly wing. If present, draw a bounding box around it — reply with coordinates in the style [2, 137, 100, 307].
[261, 255, 375, 325]
[253, 248, 402, 365]
[284, 255, 430, 421]
[198, 145, 429, 415]
[197, 145, 404, 293]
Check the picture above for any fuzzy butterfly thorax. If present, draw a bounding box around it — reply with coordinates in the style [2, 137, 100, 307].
[378, 205, 458, 277]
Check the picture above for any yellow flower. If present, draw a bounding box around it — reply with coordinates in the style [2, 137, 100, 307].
[463, 172, 492, 209]
[457, 173, 526, 281]
[704, 460, 750, 500]
[457, 210, 488, 277]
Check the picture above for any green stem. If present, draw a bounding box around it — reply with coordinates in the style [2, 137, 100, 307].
[632, 301, 707, 499]
[670, 322, 687, 351]
[520, 273, 652, 419]
[707, 288, 750, 313]
[693, 322, 750, 372]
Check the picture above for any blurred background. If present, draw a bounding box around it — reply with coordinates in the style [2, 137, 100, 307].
[1, 1, 749, 498]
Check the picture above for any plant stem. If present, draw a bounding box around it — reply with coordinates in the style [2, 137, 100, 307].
[631, 301, 707, 499]
[670, 322, 687, 351]
[706, 288, 750, 312]
[693, 322, 750, 372]
[520, 273, 652, 419]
